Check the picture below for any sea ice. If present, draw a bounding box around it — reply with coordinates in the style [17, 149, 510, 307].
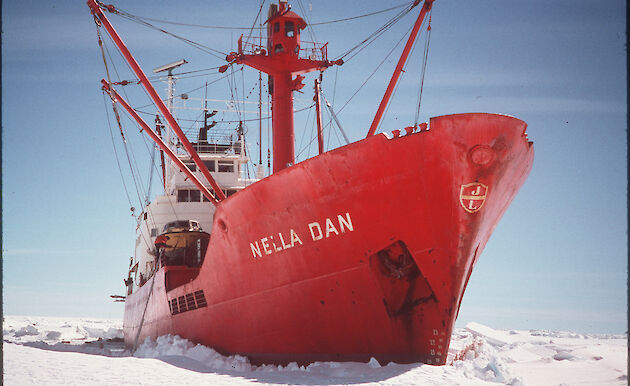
[3, 316, 627, 385]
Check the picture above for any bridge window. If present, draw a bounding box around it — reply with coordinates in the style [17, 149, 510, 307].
[183, 161, 196, 171]
[285, 21, 295, 37]
[218, 161, 234, 173]
[203, 160, 215, 171]
[177, 189, 203, 202]
[274, 22, 280, 33]
[177, 189, 188, 202]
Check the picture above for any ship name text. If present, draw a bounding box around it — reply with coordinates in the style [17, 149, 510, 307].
[249, 212, 354, 259]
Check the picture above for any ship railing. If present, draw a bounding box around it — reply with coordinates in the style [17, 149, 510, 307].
[191, 142, 242, 155]
[299, 41, 328, 62]
[238, 36, 329, 62]
[174, 131, 242, 154]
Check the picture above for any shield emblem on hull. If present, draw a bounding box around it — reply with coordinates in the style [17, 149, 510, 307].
[459, 183, 488, 213]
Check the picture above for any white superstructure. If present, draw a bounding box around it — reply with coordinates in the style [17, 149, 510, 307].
[119, 60, 263, 293]
[128, 123, 258, 292]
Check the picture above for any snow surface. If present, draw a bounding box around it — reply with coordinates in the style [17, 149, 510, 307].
[3, 316, 627, 385]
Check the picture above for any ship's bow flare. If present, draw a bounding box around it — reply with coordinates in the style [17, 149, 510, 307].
[420, 113, 534, 341]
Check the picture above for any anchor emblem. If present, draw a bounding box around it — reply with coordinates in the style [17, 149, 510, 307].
[459, 183, 488, 213]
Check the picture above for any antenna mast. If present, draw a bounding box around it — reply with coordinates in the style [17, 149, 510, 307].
[153, 59, 187, 190]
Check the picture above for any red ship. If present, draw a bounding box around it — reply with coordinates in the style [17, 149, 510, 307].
[89, 0, 534, 365]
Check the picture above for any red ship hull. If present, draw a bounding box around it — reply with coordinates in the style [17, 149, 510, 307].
[123, 113, 533, 365]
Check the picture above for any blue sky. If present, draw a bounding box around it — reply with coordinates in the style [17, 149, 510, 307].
[3, 0, 626, 334]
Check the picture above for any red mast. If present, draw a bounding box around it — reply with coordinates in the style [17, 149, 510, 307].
[88, 0, 226, 201]
[226, 1, 341, 173]
[314, 77, 325, 154]
[101, 80, 218, 204]
[366, 0, 433, 138]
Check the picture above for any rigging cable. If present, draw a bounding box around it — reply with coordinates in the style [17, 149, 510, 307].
[114, 65, 224, 85]
[324, 103, 343, 151]
[295, 123, 318, 159]
[333, 0, 416, 63]
[131, 70, 235, 112]
[335, 22, 414, 116]
[107, 3, 409, 29]
[96, 26, 126, 142]
[296, 101, 314, 158]
[377, 12, 430, 134]
[96, 22, 163, 254]
[296, 0, 319, 50]
[104, 4, 227, 59]
[98, 1, 418, 152]
[112, 49, 222, 114]
[242, 0, 267, 53]
[310, 3, 410, 26]
[242, 61, 247, 120]
[320, 89, 350, 144]
[323, 66, 340, 145]
[258, 17, 264, 167]
[414, 12, 432, 129]
[102, 91, 134, 211]
[134, 102, 312, 124]
[225, 67, 239, 121]
[145, 138, 157, 205]
[96, 24, 147, 214]
[99, 35, 150, 210]
[375, 17, 432, 134]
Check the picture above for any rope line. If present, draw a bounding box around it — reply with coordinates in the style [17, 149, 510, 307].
[107, 6, 227, 59]
[242, 1, 266, 54]
[311, 3, 410, 26]
[334, 1, 416, 62]
[414, 12, 432, 128]
[103, 3, 409, 29]
[96, 21, 165, 260]
[102, 91, 134, 209]
[335, 22, 413, 115]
